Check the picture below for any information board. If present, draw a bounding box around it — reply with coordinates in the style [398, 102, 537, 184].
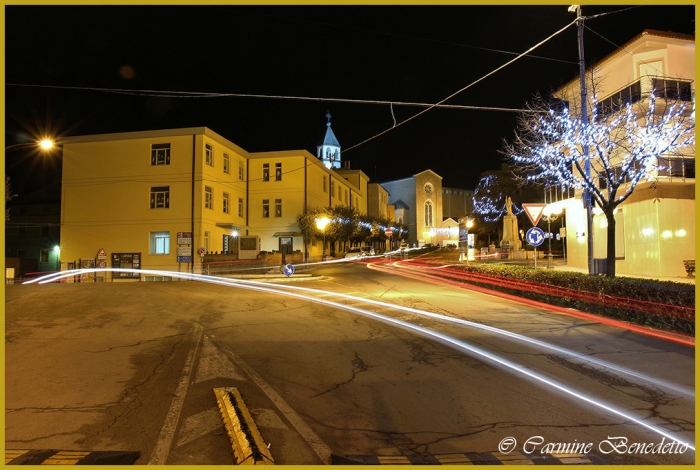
[112, 253, 141, 278]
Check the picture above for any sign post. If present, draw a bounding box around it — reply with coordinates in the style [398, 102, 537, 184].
[526, 227, 545, 268]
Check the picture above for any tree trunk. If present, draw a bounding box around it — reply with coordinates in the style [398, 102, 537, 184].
[605, 209, 616, 277]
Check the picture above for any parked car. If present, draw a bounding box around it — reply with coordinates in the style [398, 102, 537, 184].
[345, 246, 376, 258]
[360, 246, 376, 256]
[345, 247, 364, 259]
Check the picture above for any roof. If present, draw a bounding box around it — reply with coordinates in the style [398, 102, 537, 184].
[558, 29, 695, 92]
[318, 123, 340, 148]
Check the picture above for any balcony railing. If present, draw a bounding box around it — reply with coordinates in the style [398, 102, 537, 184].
[594, 77, 693, 121]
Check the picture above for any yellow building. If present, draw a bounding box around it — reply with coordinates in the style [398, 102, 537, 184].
[60, 126, 371, 279]
[551, 30, 695, 277]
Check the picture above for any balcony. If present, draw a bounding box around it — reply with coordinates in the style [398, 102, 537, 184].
[594, 77, 693, 121]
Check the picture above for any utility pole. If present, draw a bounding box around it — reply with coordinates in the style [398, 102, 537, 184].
[570, 4, 594, 275]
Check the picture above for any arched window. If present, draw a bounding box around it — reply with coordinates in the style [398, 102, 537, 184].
[424, 200, 433, 227]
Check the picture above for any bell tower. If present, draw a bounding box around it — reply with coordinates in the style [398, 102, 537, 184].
[317, 111, 341, 169]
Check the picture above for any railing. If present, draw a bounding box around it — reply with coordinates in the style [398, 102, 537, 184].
[594, 77, 694, 121]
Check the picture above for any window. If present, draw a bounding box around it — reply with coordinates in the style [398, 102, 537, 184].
[151, 143, 170, 165]
[40, 250, 49, 263]
[204, 231, 210, 253]
[275, 199, 282, 217]
[223, 153, 231, 174]
[205, 186, 213, 210]
[238, 197, 244, 217]
[344, 190, 348, 205]
[331, 181, 335, 198]
[205, 143, 214, 167]
[275, 162, 282, 181]
[223, 192, 230, 214]
[239, 161, 245, 180]
[150, 186, 170, 209]
[263, 163, 270, 182]
[262, 199, 270, 218]
[424, 200, 433, 227]
[150, 231, 170, 255]
[323, 176, 327, 192]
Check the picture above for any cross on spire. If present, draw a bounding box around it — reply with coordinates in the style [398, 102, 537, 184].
[326, 111, 332, 126]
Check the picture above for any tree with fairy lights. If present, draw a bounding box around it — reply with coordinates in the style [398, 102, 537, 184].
[472, 164, 543, 246]
[504, 86, 695, 277]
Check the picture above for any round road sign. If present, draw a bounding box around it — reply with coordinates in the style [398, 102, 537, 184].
[526, 227, 545, 247]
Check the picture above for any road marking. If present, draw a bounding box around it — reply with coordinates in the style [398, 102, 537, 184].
[208, 333, 332, 464]
[194, 335, 247, 383]
[175, 406, 223, 447]
[148, 328, 203, 465]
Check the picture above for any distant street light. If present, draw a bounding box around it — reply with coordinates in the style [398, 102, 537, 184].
[53, 245, 61, 272]
[542, 207, 561, 269]
[316, 216, 330, 261]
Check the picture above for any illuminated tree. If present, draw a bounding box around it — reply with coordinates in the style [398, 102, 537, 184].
[504, 88, 695, 277]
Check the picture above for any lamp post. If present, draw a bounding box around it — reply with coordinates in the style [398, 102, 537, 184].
[316, 216, 330, 261]
[542, 207, 560, 269]
[53, 245, 61, 272]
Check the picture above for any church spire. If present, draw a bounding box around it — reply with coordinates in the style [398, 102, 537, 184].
[317, 111, 341, 169]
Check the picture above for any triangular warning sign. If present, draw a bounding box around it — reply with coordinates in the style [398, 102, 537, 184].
[522, 203, 547, 226]
[97, 248, 107, 258]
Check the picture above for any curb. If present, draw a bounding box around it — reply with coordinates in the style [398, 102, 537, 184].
[214, 387, 275, 465]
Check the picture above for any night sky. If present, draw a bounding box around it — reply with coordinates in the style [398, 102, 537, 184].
[4, 4, 695, 196]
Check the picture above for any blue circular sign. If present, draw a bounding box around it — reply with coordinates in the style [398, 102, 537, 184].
[282, 264, 295, 277]
[526, 227, 545, 247]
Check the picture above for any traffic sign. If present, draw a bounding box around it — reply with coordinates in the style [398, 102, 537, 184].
[526, 227, 545, 247]
[177, 256, 192, 263]
[385, 228, 393, 237]
[282, 264, 295, 277]
[198, 247, 206, 255]
[522, 203, 547, 226]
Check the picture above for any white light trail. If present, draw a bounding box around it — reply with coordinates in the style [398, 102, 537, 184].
[24, 268, 695, 450]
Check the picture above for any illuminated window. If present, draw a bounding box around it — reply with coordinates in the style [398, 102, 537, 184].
[150, 231, 170, 255]
[223, 153, 231, 174]
[205, 186, 213, 210]
[275, 199, 282, 217]
[40, 250, 49, 263]
[275, 162, 282, 181]
[262, 199, 270, 218]
[263, 163, 270, 182]
[223, 192, 230, 214]
[151, 143, 170, 165]
[205, 143, 214, 167]
[150, 186, 170, 209]
[424, 200, 433, 227]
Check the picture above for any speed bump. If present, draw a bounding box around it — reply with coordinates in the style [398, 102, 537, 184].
[5, 449, 140, 465]
[214, 387, 274, 465]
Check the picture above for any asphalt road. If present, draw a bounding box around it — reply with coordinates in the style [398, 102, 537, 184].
[5, 261, 695, 464]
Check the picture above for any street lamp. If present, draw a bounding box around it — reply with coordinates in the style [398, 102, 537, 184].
[6, 139, 57, 151]
[53, 245, 61, 272]
[459, 218, 474, 263]
[316, 216, 330, 261]
[542, 207, 561, 268]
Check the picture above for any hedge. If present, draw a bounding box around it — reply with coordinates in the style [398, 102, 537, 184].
[425, 262, 695, 336]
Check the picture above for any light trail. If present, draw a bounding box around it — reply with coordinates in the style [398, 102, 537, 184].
[24, 268, 695, 451]
[26, 267, 694, 396]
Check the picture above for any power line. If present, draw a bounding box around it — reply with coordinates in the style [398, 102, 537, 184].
[5, 83, 526, 113]
[343, 18, 579, 154]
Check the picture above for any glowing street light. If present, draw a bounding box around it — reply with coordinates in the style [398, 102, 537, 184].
[53, 245, 61, 272]
[316, 216, 330, 261]
[542, 206, 562, 269]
